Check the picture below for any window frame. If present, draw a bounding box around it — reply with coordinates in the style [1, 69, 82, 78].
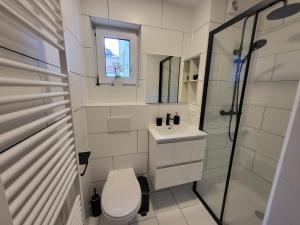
[95, 26, 138, 85]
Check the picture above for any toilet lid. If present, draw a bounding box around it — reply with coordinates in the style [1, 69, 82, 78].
[101, 168, 141, 218]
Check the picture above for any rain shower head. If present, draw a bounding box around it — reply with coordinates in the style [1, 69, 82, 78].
[267, 2, 300, 20]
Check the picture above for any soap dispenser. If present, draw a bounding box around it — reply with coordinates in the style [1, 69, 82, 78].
[173, 112, 180, 125]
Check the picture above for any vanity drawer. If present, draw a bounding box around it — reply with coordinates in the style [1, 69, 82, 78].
[155, 161, 203, 190]
[156, 139, 206, 167]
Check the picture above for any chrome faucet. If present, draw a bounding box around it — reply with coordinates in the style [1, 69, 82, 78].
[166, 113, 173, 126]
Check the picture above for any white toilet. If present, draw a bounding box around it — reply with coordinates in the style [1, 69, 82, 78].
[101, 168, 141, 224]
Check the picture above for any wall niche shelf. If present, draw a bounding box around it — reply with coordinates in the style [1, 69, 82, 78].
[179, 54, 202, 105]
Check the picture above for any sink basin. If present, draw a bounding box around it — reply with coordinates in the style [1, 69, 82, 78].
[148, 123, 207, 144]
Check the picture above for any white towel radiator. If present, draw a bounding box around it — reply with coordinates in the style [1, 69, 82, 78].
[0, 0, 84, 225]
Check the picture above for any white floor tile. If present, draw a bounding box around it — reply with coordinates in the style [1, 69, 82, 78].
[131, 218, 159, 225]
[181, 204, 217, 225]
[151, 189, 179, 215]
[99, 214, 116, 225]
[156, 208, 188, 225]
[130, 200, 156, 223]
[170, 184, 201, 209]
[88, 216, 100, 225]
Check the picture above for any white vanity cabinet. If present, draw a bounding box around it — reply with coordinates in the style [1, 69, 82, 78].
[148, 125, 207, 190]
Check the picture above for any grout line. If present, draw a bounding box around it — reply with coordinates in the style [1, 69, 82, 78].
[270, 54, 278, 81]
[169, 188, 190, 225]
[259, 106, 266, 130]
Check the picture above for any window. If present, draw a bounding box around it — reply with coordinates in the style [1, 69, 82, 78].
[96, 26, 138, 84]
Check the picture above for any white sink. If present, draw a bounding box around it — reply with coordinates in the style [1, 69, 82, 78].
[148, 123, 207, 144]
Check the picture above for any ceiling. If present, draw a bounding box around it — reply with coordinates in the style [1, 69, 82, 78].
[164, 0, 200, 7]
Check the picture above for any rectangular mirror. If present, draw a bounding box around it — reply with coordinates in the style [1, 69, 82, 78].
[146, 54, 187, 104]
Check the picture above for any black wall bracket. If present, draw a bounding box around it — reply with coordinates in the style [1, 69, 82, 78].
[78, 151, 91, 176]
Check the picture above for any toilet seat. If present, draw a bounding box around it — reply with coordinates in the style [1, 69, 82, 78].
[101, 168, 141, 224]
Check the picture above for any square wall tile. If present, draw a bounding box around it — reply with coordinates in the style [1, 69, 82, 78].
[90, 157, 113, 181]
[113, 153, 148, 174]
[111, 105, 148, 130]
[86, 106, 110, 133]
[89, 131, 138, 158]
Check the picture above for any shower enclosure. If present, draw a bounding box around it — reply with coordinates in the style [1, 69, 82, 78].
[193, 0, 300, 225]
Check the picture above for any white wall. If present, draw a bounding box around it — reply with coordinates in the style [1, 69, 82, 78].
[79, 0, 211, 199]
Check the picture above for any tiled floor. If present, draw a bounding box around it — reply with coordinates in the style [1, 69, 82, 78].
[88, 184, 217, 225]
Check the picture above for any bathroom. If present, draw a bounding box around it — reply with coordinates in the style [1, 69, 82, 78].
[0, 0, 300, 225]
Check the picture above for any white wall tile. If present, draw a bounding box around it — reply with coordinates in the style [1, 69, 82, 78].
[85, 106, 110, 133]
[190, 23, 209, 56]
[158, 103, 188, 124]
[90, 157, 113, 181]
[261, 108, 290, 136]
[258, 20, 300, 57]
[89, 131, 138, 158]
[237, 146, 255, 170]
[210, 0, 226, 23]
[243, 105, 265, 129]
[113, 153, 148, 174]
[252, 153, 277, 183]
[182, 33, 192, 59]
[192, 0, 211, 31]
[109, 0, 162, 27]
[141, 26, 183, 56]
[64, 31, 85, 75]
[138, 130, 148, 153]
[83, 47, 96, 77]
[241, 128, 284, 160]
[272, 50, 300, 81]
[68, 73, 84, 111]
[80, 0, 108, 18]
[162, 2, 192, 32]
[111, 105, 148, 130]
[73, 108, 88, 147]
[248, 81, 298, 109]
[148, 104, 159, 124]
[81, 15, 93, 47]
[234, 165, 272, 202]
[253, 55, 276, 81]
[84, 77, 137, 103]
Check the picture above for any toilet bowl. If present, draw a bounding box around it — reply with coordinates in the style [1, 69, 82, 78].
[101, 168, 141, 224]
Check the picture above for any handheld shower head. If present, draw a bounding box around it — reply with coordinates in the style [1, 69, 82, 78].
[242, 39, 267, 63]
[252, 39, 267, 51]
[267, 1, 300, 20]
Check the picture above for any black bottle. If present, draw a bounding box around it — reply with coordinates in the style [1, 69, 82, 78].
[173, 112, 180, 125]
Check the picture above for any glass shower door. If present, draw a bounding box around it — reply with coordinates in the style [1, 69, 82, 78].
[195, 15, 256, 221]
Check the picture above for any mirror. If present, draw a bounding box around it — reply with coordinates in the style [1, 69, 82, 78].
[146, 54, 187, 103]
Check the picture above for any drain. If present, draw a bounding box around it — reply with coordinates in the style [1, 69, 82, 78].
[255, 210, 265, 220]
